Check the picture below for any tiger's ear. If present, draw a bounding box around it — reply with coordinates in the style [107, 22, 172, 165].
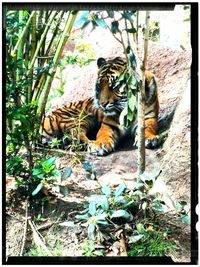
[97, 57, 106, 68]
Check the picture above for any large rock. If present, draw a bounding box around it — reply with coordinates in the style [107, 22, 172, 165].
[158, 76, 191, 204]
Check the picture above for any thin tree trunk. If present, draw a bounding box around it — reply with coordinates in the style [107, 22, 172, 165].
[137, 11, 150, 179]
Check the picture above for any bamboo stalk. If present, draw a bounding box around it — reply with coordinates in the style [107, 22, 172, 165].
[37, 11, 78, 122]
[28, 11, 57, 75]
[28, 11, 37, 102]
[137, 11, 150, 179]
[11, 11, 36, 58]
[45, 11, 66, 59]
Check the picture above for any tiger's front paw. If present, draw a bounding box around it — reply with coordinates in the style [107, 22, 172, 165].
[145, 135, 161, 149]
[134, 135, 161, 149]
[88, 140, 115, 156]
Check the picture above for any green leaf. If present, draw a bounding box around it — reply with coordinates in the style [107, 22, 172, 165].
[114, 196, 129, 205]
[97, 220, 109, 228]
[80, 20, 91, 30]
[180, 214, 190, 225]
[88, 223, 96, 240]
[102, 185, 111, 196]
[75, 213, 90, 221]
[111, 21, 119, 34]
[75, 11, 90, 28]
[63, 167, 72, 179]
[128, 76, 137, 89]
[133, 182, 144, 189]
[114, 183, 126, 197]
[129, 234, 144, 243]
[106, 10, 114, 18]
[111, 210, 132, 221]
[45, 157, 56, 167]
[125, 28, 137, 33]
[32, 168, 43, 176]
[96, 213, 107, 221]
[82, 161, 93, 172]
[32, 183, 43, 196]
[94, 18, 107, 29]
[136, 223, 145, 234]
[126, 45, 131, 54]
[179, 201, 188, 207]
[99, 197, 109, 211]
[122, 11, 135, 22]
[89, 201, 96, 216]
[139, 172, 151, 182]
[127, 108, 134, 122]
[51, 169, 61, 177]
[117, 71, 126, 82]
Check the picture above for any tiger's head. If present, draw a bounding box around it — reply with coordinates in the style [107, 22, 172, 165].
[94, 57, 128, 116]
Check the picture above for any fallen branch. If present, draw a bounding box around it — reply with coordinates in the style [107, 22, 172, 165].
[28, 220, 52, 256]
[36, 222, 54, 231]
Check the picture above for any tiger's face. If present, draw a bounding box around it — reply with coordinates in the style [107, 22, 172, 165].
[94, 57, 128, 116]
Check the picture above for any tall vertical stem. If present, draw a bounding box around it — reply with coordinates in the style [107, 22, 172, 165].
[137, 11, 150, 179]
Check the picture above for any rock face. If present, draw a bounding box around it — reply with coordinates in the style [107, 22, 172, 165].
[159, 76, 191, 203]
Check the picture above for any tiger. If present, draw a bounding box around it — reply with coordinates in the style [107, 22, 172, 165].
[41, 56, 160, 156]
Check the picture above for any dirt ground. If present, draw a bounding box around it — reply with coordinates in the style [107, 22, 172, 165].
[6, 144, 191, 263]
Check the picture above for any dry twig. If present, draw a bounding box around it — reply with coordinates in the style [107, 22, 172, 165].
[28, 220, 52, 256]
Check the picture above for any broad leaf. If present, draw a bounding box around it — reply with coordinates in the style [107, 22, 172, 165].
[125, 28, 137, 33]
[106, 10, 114, 18]
[111, 209, 132, 221]
[129, 234, 144, 243]
[99, 196, 109, 211]
[102, 185, 111, 196]
[32, 168, 43, 176]
[32, 182, 43, 196]
[45, 157, 56, 167]
[75, 11, 90, 28]
[114, 183, 126, 197]
[82, 161, 93, 172]
[111, 21, 119, 34]
[94, 18, 107, 29]
[88, 223, 96, 240]
[95, 213, 107, 221]
[89, 201, 96, 216]
[63, 167, 72, 179]
[75, 213, 90, 221]
[180, 214, 191, 225]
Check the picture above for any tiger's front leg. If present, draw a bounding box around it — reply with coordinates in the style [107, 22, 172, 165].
[88, 123, 119, 156]
[144, 118, 160, 148]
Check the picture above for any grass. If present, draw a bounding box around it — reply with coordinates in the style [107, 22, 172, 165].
[127, 231, 175, 257]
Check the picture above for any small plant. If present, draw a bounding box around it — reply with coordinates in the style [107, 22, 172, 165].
[128, 224, 175, 257]
[32, 157, 61, 196]
[81, 240, 104, 257]
[75, 183, 135, 240]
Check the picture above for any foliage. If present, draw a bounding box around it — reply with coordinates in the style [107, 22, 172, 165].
[75, 172, 165, 242]
[128, 227, 175, 257]
[32, 157, 61, 196]
[6, 10, 77, 192]
[74, 10, 141, 128]
[81, 240, 104, 257]
[74, 169, 189, 257]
